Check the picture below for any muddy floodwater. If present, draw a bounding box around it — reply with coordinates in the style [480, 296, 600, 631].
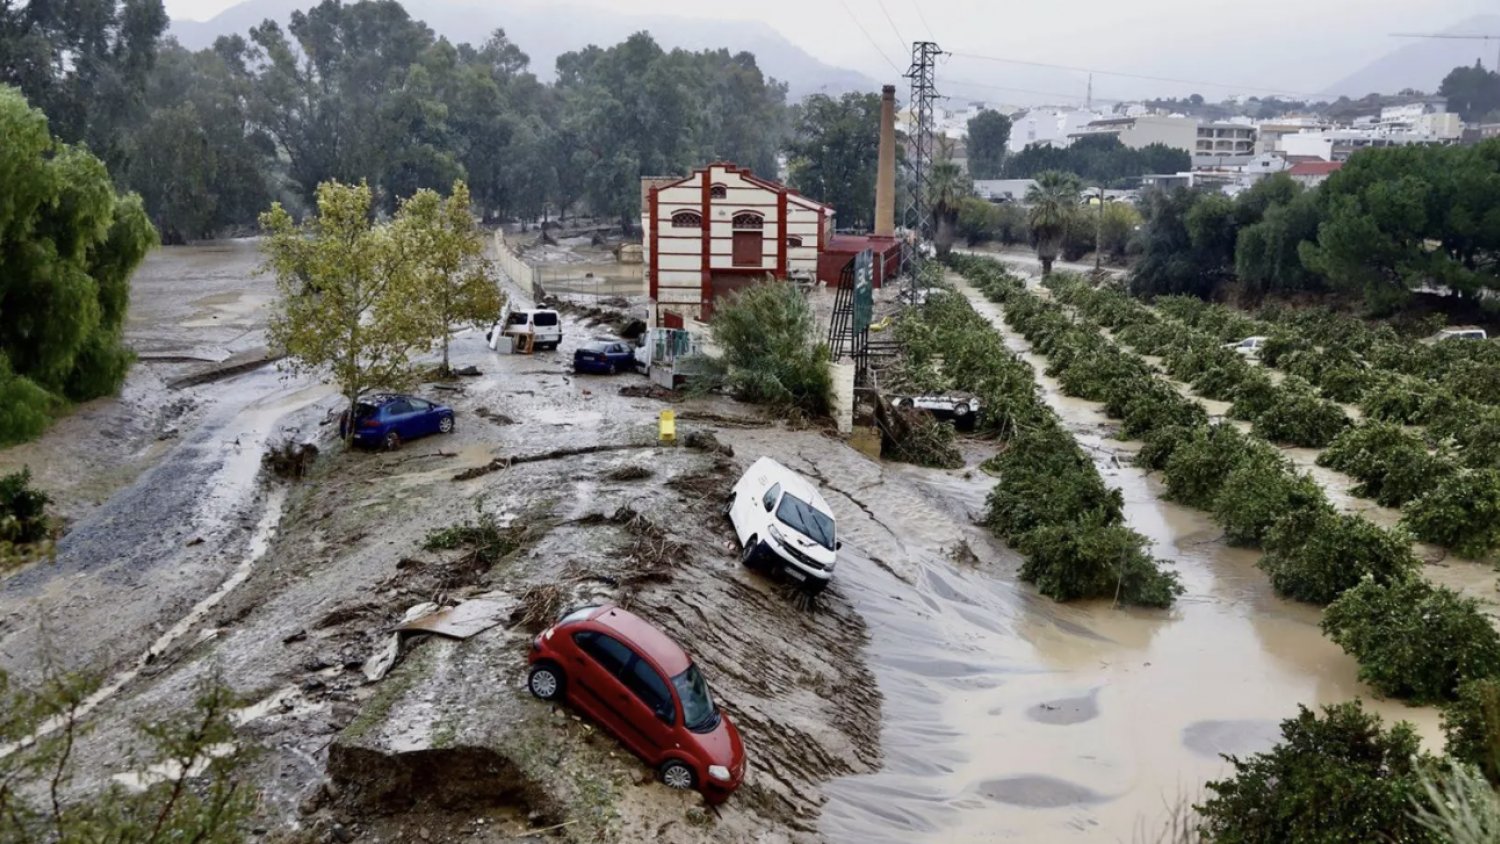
[808, 276, 1445, 842]
[0, 243, 1455, 843]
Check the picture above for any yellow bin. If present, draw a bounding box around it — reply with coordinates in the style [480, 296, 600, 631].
[658, 409, 676, 443]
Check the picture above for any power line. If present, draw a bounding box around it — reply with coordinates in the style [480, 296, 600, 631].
[910, 0, 937, 41]
[874, 0, 908, 56]
[835, 0, 905, 76]
[947, 50, 1320, 98]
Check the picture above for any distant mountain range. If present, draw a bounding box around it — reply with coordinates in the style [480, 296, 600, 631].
[169, 0, 878, 101]
[1322, 15, 1500, 99]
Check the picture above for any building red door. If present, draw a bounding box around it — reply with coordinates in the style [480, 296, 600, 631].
[732, 231, 761, 266]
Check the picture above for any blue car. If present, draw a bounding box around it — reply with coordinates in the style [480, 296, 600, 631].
[573, 339, 636, 375]
[340, 393, 455, 449]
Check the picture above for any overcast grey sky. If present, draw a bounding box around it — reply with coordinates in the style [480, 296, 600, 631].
[164, 0, 1498, 98]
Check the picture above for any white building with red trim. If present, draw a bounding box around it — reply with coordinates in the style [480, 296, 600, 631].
[641, 162, 833, 327]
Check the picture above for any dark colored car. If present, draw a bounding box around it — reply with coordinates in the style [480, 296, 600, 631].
[339, 393, 455, 449]
[573, 339, 636, 374]
[527, 605, 745, 803]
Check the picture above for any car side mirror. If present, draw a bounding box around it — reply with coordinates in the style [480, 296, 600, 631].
[836, 540, 844, 551]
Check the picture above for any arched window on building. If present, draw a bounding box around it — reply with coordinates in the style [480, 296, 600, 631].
[709, 184, 727, 199]
[786, 235, 804, 248]
[670, 210, 702, 229]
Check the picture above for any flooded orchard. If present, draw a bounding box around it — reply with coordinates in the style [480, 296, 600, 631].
[0, 243, 1449, 842]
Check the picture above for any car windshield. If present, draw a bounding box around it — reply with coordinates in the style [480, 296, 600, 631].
[671, 664, 719, 732]
[775, 493, 836, 550]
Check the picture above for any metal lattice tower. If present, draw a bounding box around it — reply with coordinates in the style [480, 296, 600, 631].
[902, 41, 940, 291]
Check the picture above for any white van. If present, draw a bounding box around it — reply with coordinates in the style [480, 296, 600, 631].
[726, 457, 839, 594]
[492, 308, 563, 350]
[1223, 336, 1269, 357]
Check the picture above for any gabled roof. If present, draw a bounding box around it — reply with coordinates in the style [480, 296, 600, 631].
[1288, 161, 1342, 176]
[641, 162, 833, 213]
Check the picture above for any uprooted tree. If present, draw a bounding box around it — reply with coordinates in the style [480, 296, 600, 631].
[709, 283, 832, 418]
[262, 181, 430, 442]
[396, 180, 504, 375]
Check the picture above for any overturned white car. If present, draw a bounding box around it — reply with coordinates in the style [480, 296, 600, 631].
[725, 457, 840, 595]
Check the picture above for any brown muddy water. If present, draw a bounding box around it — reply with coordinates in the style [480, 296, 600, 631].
[797, 278, 1445, 843]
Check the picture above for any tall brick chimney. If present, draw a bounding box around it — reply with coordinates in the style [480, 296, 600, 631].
[875, 84, 896, 237]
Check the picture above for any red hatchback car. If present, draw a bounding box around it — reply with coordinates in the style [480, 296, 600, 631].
[527, 605, 745, 803]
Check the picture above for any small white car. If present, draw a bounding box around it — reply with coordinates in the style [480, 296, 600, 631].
[1434, 327, 1487, 342]
[725, 457, 839, 594]
[1224, 336, 1269, 357]
[892, 392, 980, 430]
[493, 308, 563, 350]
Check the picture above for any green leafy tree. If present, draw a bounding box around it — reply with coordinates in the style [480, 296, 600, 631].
[709, 283, 831, 417]
[1402, 469, 1500, 559]
[1025, 170, 1081, 275]
[396, 180, 504, 374]
[966, 109, 1011, 179]
[1439, 61, 1500, 122]
[1323, 576, 1500, 703]
[1259, 508, 1418, 603]
[1005, 134, 1188, 186]
[261, 181, 430, 442]
[0, 85, 156, 445]
[1197, 702, 1440, 844]
[927, 156, 967, 257]
[1301, 140, 1500, 304]
[1443, 677, 1500, 785]
[787, 92, 881, 230]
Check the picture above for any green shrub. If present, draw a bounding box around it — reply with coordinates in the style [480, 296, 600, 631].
[1319, 422, 1453, 507]
[1103, 376, 1207, 440]
[1227, 371, 1278, 421]
[1443, 677, 1500, 786]
[1323, 577, 1500, 703]
[0, 468, 51, 546]
[1443, 358, 1500, 405]
[1191, 360, 1253, 401]
[985, 430, 1123, 542]
[1317, 365, 1374, 404]
[1115, 321, 1182, 356]
[1211, 451, 1326, 547]
[1256, 332, 1310, 367]
[1162, 423, 1257, 509]
[1402, 470, 1500, 559]
[1360, 375, 1430, 424]
[1137, 424, 1198, 472]
[1259, 509, 1418, 603]
[1017, 521, 1182, 608]
[1250, 377, 1348, 448]
[0, 359, 61, 446]
[1196, 702, 1439, 844]
[710, 283, 832, 417]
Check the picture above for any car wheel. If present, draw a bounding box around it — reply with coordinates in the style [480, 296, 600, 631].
[608, 362, 619, 375]
[803, 577, 830, 597]
[528, 664, 564, 701]
[741, 537, 759, 568]
[384, 431, 402, 450]
[721, 495, 734, 519]
[438, 415, 455, 434]
[659, 760, 696, 791]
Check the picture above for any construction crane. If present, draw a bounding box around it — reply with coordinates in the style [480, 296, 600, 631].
[1391, 33, 1500, 72]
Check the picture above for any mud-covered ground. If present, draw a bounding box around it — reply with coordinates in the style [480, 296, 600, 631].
[1, 242, 1463, 844]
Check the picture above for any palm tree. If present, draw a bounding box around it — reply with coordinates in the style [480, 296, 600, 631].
[926, 158, 966, 257]
[1025, 170, 1082, 275]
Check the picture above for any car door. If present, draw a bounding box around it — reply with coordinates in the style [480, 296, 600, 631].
[569, 631, 651, 756]
[383, 399, 414, 437]
[407, 398, 436, 435]
[617, 654, 676, 761]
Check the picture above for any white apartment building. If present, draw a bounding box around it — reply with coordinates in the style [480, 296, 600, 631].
[1280, 128, 1453, 162]
[1071, 114, 1258, 168]
[1009, 107, 1107, 152]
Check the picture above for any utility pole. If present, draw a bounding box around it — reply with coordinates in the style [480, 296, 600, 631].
[1086, 73, 1093, 112]
[902, 41, 941, 297]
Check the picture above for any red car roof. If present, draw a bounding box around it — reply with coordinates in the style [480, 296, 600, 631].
[591, 606, 691, 676]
